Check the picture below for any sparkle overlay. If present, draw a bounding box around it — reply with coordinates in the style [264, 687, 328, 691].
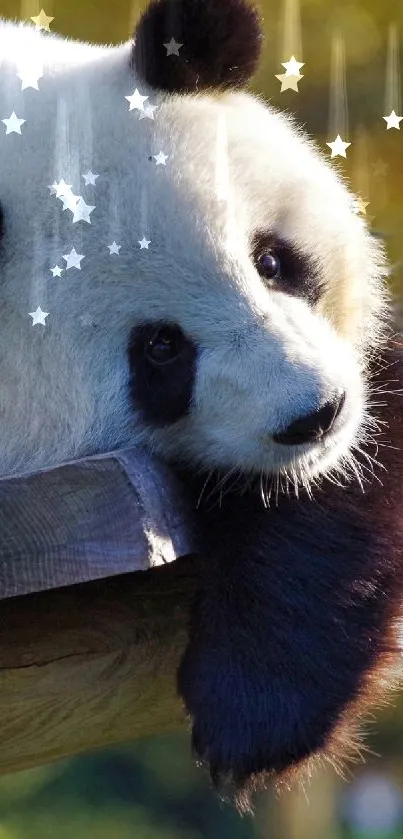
[350, 195, 370, 215]
[2, 112, 26, 134]
[326, 134, 351, 158]
[60, 192, 80, 212]
[54, 180, 72, 198]
[282, 55, 304, 75]
[350, 126, 372, 221]
[383, 110, 403, 130]
[276, 0, 304, 93]
[163, 37, 183, 56]
[327, 33, 350, 159]
[275, 72, 303, 93]
[125, 88, 148, 111]
[63, 248, 85, 270]
[153, 151, 169, 165]
[9, 37, 170, 326]
[383, 23, 402, 131]
[82, 170, 99, 186]
[79, 313, 97, 327]
[17, 64, 43, 91]
[0, 10, 395, 330]
[29, 307, 49, 325]
[125, 88, 158, 121]
[47, 178, 96, 223]
[139, 104, 158, 120]
[72, 197, 96, 224]
[372, 159, 388, 177]
[30, 9, 54, 31]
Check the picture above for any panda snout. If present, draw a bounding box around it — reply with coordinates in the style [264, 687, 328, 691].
[272, 389, 346, 446]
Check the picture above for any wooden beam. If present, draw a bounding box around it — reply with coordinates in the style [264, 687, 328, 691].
[0, 447, 194, 599]
[0, 555, 199, 775]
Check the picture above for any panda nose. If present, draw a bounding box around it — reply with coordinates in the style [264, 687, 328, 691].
[272, 390, 346, 445]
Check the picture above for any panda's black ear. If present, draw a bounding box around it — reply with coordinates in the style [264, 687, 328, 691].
[131, 0, 263, 94]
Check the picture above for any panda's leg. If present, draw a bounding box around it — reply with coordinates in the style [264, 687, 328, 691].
[176, 467, 402, 809]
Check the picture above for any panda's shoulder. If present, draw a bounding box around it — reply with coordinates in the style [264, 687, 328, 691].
[0, 19, 59, 61]
[0, 19, 107, 69]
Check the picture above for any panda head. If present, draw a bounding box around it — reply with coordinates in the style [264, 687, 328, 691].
[126, 0, 390, 490]
[0, 0, 390, 484]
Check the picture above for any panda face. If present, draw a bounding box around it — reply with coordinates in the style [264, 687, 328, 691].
[0, 10, 389, 486]
[125, 91, 388, 487]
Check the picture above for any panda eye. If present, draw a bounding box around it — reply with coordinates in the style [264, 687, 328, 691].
[250, 231, 323, 305]
[256, 250, 281, 280]
[145, 326, 180, 365]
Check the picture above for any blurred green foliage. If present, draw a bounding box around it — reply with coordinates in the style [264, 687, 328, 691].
[0, 0, 403, 836]
[0, 734, 258, 838]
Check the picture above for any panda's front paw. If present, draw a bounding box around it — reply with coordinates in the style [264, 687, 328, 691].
[177, 642, 321, 811]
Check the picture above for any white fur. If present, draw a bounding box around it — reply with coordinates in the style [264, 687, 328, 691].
[0, 20, 390, 488]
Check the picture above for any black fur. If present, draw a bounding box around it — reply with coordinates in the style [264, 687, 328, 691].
[174, 338, 403, 812]
[127, 0, 403, 811]
[131, 0, 263, 93]
[128, 321, 198, 425]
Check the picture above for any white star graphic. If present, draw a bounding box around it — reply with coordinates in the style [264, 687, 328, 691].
[326, 134, 351, 158]
[82, 170, 99, 186]
[71, 197, 95, 224]
[29, 306, 49, 325]
[108, 241, 121, 255]
[138, 237, 151, 249]
[275, 73, 303, 92]
[125, 88, 148, 112]
[63, 247, 85, 270]
[139, 104, 158, 121]
[17, 65, 43, 91]
[281, 55, 305, 76]
[163, 37, 183, 56]
[50, 265, 63, 277]
[153, 151, 169, 165]
[60, 191, 80, 212]
[383, 110, 403, 130]
[54, 179, 73, 198]
[2, 111, 26, 135]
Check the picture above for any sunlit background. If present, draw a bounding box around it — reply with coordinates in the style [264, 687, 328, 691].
[1, 0, 403, 836]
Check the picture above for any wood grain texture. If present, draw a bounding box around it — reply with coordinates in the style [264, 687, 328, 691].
[0, 555, 199, 775]
[0, 447, 194, 598]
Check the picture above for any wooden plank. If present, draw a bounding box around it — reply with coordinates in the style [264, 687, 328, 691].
[0, 447, 194, 598]
[0, 555, 199, 774]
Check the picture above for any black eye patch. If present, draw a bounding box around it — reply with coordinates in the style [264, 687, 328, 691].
[128, 321, 198, 427]
[250, 230, 325, 306]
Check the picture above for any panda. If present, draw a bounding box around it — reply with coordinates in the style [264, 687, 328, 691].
[1, 0, 403, 814]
